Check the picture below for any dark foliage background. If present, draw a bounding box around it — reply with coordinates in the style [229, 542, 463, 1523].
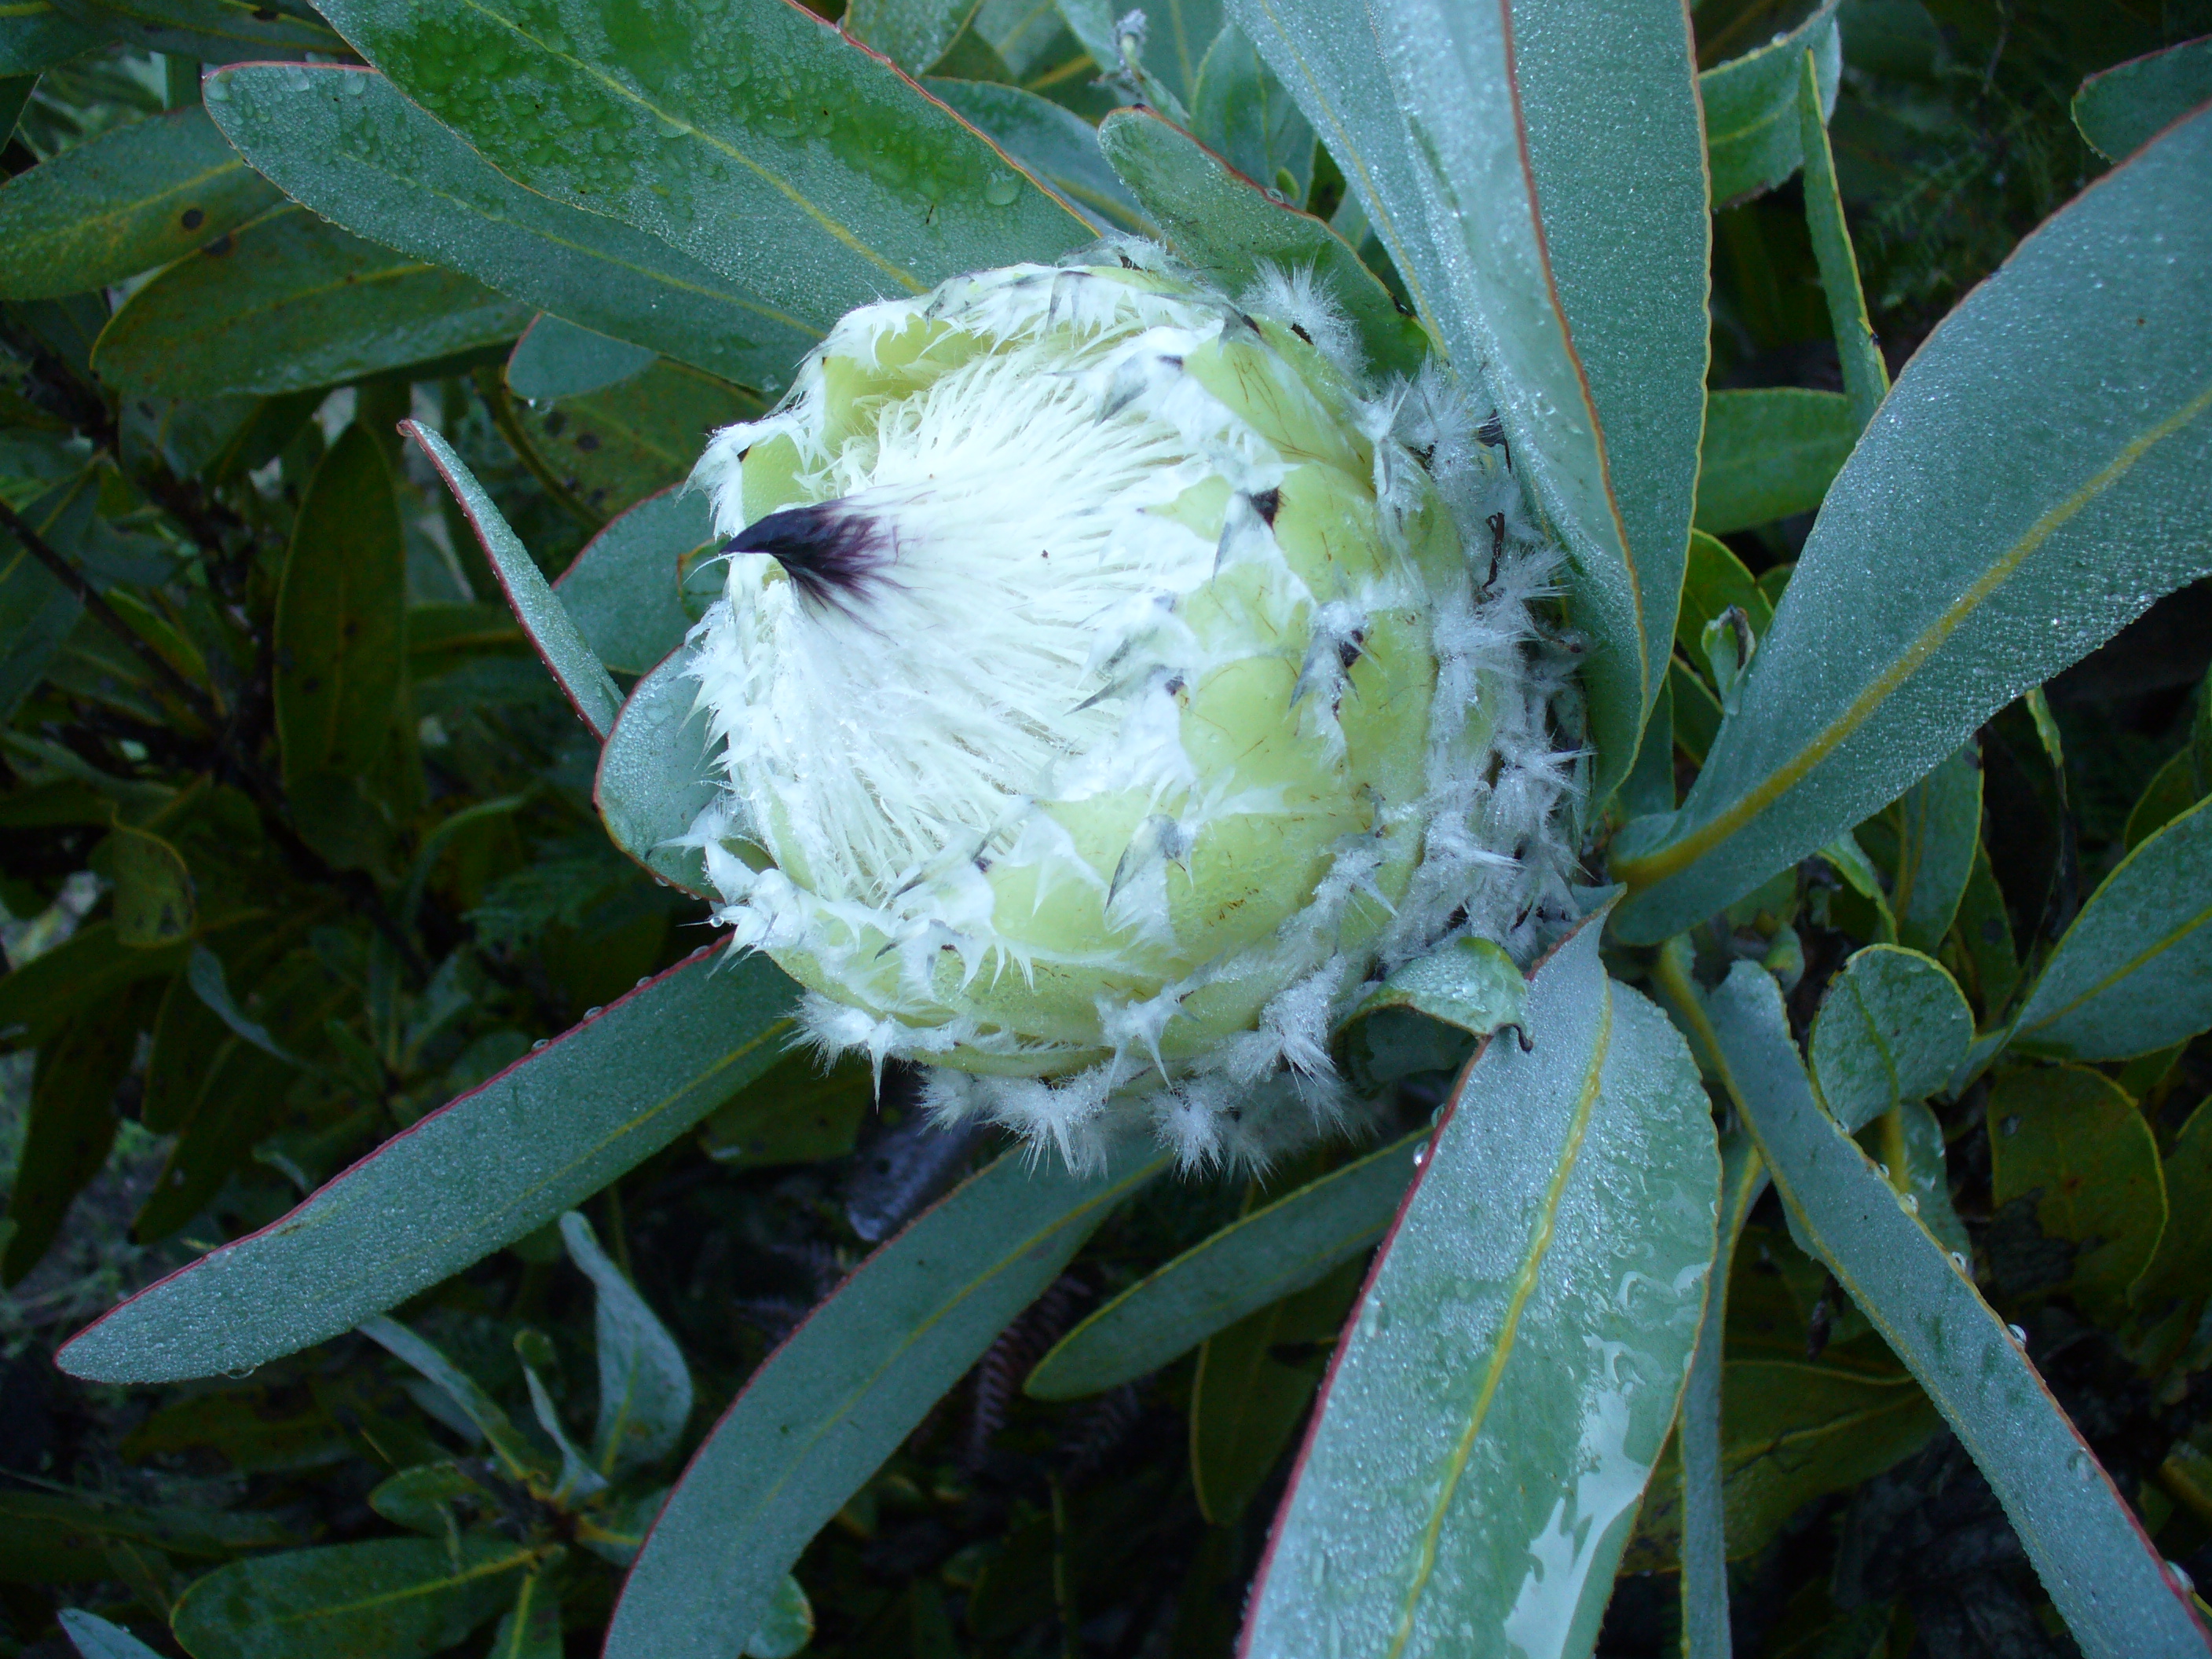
[2, 2, 2209, 1656]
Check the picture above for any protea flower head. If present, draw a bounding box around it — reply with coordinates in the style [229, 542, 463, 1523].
[687, 243, 1577, 1170]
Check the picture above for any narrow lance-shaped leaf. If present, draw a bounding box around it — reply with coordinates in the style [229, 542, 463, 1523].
[0, 103, 281, 300]
[0, 5, 115, 75]
[202, 65, 819, 394]
[170, 1536, 538, 1659]
[1025, 1128, 1423, 1399]
[57, 943, 797, 1384]
[1697, 0, 1839, 205]
[1240, 913, 1720, 1658]
[1095, 106, 1426, 379]
[559, 1211, 695, 1478]
[1797, 49, 1888, 434]
[313, 0, 1093, 330]
[1692, 386, 1854, 537]
[358, 1316, 544, 1481]
[604, 1139, 1166, 1659]
[1236, 0, 1709, 794]
[53, 0, 347, 62]
[1705, 961, 2209, 1659]
[92, 205, 530, 398]
[2008, 796, 2212, 1061]
[1612, 108, 2212, 942]
[404, 419, 622, 739]
[58, 1609, 169, 1659]
[596, 646, 720, 895]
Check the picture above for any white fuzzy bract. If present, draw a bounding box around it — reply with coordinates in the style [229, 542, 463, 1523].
[683, 244, 1577, 1171]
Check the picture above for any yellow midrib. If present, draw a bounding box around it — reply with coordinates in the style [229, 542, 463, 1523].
[1620, 373, 2212, 894]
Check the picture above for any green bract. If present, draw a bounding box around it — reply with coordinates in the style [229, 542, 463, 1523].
[685, 250, 1574, 1166]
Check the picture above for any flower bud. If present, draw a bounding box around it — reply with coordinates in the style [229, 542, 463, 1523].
[686, 247, 1573, 1168]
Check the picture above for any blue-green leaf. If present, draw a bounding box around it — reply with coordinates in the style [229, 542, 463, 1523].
[507, 316, 656, 401]
[553, 485, 711, 677]
[1094, 106, 1426, 379]
[926, 76, 1149, 235]
[1613, 108, 2212, 941]
[1705, 961, 2208, 1659]
[1234, 0, 1709, 797]
[0, 5, 114, 75]
[559, 1211, 694, 1478]
[1240, 914, 1719, 1657]
[1188, 23, 1312, 203]
[359, 1315, 544, 1480]
[2074, 35, 2212, 163]
[1881, 743, 1983, 956]
[595, 645, 719, 896]
[53, 0, 345, 62]
[2009, 796, 2212, 1061]
[313, 0, 1093, 331]
[203, 65, 817, 394]
[57, 944, 797, 1383]
[58, 1609, 167, 1659]
[1697, 0, 1839, 204]
[405, 419, 622, 740]
[1025, 1129, 1421, 1399]
[1808, 946, 1972, 1133]
[603, 1140, 1165, 1659]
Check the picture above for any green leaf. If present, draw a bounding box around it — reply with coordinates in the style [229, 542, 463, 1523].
[60, 1609, 169, 1659]
[1807, 945, 1972, 1133]
[1026, 1129, 1421, 1399]
[0, 1486, 298, 1583]
[92, 205, 529, 397]
[1190, 1256, 1362, 1525]
[0, 3, 112, 74]
[1988, 1065, 2166, 1318]
[925, 76, 1148, 235]
[1240, 915, 1719, 1657]
[1697, 0, 1839, 204]
[742, 1576, 815, 1659]
[602, 1140, 1165, 1659]
[487, 1556, 565, 1659]
[1058, 0, 1218, 109]
[313, 0, 1093, 331]
[1093, 106, 1426, 379]
[2, 983, 158, 1284]
[1235, 0, 1708, 796]
[1691, 386, 1855, 536]
[2124, 743, 2205, 851]
[171, 1535, 537, 1659]
[53, 0, 346, 62]
[2009, 797, 2212, 1061]
[203, 65, 817, 394]
[1673, 529, 1772, 668]
[595, 644, 719, 895]
[101, 822, 196, 946]
[2133, 1093, 2212, 1317]
[500, 357, 759, 526]
[1188, 24, 1312, 203]
[1613, 109, 2212, 942]
[1876, 743, 1983, 956]
[1894, 1098, 1970, 1261]
[553, 486, 713, 678]
[1797, 50, 1887, 435]
[0, 470, 101, 722]
[367, 1463, 482, 1535]
[405, 419, 622, 739]
[2074, 35, 2212, 163]
[558, 1210, 694, 1478]
[276, 423, 405, 804]
[846, 0, 979, 75]
[698, 1049, 873, 1169]
[507, 316, 654, 401]
[0, 104, 281, 301]
[1705, 961, 2207, 1659]
[0, 919, 186, 1054]
[57, 944, 797, 1383]
[1630, 1360, 1937, 1571]
[1951, 839, 2020, 1018]
[358, 1316, 544, 1481]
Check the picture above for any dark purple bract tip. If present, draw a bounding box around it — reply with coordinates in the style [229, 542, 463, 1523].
[724, 501, 890, 613]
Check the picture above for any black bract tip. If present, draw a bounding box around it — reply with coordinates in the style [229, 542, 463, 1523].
[723, 502, 890, 613]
